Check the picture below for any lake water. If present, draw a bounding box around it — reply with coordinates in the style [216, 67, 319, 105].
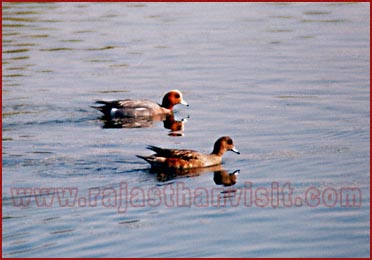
[2, 2, 370, 257]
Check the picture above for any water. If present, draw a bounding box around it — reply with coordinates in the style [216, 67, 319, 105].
[2, 2, 370, 257]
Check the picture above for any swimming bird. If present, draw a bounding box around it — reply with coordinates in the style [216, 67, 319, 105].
[137, 136, 240, 170]
[93, 89, 188, 120]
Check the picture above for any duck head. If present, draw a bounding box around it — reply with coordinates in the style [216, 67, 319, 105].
[212, 136, 240, 156]
[161, 90, 189, 110]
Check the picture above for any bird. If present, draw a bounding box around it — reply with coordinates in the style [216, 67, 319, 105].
[137, 136, 239, 170]
[93, 89, 188, 120]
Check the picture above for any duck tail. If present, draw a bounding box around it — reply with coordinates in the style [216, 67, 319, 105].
[136, 154, 167, 168]
[136, 155, 153, 164]
[91, 105, 105, 113]
[91, 100, 115, 118]
[95, 100, 113, 105]
[146, 145, 165, 154]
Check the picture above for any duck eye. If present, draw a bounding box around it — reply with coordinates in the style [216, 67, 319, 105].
[175, 93, 180, 99]
[227, 139, 233, 145]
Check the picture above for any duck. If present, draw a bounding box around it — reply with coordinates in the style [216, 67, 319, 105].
[93, 89, 188, 120]
[137, 136, 240, 170]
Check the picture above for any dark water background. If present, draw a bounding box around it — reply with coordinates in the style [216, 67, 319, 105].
[2, 2, 370, 257]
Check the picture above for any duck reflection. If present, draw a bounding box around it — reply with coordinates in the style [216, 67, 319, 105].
[213, 169, 240, 187]
[99, 113, 188, 136]
[163, 115, 189, 137]
[148, 164, 239, 185]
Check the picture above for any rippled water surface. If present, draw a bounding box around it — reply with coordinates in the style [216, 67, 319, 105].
[2, 2, 370, 257]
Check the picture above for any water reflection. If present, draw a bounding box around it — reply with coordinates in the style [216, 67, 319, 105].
[213, 169, 240, 187]
[163, 114, 188, 137]
[148, 164, 239, 185]
[98, 113, 188, 136]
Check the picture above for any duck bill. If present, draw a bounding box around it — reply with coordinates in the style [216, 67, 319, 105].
[231, 169, 240, 176]
[231, 147, 240, 154]
[180, 99, 189, 107]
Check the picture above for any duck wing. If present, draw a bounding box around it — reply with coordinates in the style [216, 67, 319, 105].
[95, 99, 159, 110]
[146, 146, 200, 160]
[94, 99, 164, 118]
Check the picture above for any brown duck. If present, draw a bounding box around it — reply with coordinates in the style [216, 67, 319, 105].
[137, 136, 240, 170]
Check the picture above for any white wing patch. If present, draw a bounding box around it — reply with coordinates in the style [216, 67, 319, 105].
[110, 108, 118, 117]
